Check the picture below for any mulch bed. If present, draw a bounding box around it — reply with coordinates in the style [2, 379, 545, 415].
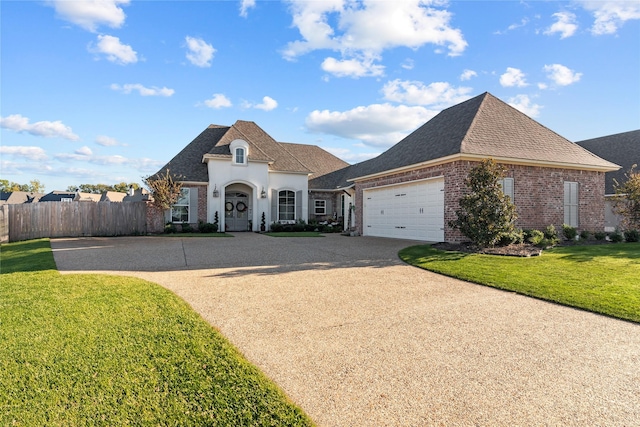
[432, 242, 543, 257]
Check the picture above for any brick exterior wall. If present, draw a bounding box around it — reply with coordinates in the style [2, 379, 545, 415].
[194, 185, 208, 226]
[308, 190, 342, 222]
[355, 161, 606, 242]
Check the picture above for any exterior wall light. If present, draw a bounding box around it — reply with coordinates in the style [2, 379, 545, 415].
[212, 184, 219, 198]
[261, 187, 267, 198]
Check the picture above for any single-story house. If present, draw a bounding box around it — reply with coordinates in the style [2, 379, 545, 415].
[0, 191, 43, 205]
[157, 92, 620, 242]
[575, 129, 640, 231]
[39, 191, 77, 202]
[153, 120, 349, 232]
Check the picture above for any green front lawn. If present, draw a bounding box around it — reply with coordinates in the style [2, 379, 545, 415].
[0, 239, 313, 426]
[399, 243, 640, 323]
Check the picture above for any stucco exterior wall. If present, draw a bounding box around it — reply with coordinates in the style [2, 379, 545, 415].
[355, 161, 607, 242]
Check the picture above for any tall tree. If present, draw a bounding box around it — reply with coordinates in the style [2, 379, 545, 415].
[613, 164, 640, 231]
[0, 179, 45, 193]
[448, 158, 518, 247]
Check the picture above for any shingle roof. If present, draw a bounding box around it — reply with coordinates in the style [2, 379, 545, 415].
[0, 191, 43, 204]
[154, 121, 318, 181]
[315, 92, 620, 189]
[39, 191, 76, 202]
[575, 129, 640, 194]
[280, 143, 349, 180]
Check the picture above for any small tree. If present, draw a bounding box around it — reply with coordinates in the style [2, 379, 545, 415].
[448, 158, 518, 247]
[612, 164, 640, 231]
[143, 169, 183, 211]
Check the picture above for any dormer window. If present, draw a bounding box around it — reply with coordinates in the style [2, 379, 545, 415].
[230, 139, 249, 165]
[235, 147, 245, 164]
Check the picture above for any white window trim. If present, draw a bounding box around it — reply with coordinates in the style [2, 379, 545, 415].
[171, 188, 190, 223]
[564, 181, 579, 228]
[314, 200, 326, 215]
[234, 147, 246, 165]
[278, 190, 295, 222]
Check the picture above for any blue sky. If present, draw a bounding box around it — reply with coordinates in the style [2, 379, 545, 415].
[1, 0, 639, 192]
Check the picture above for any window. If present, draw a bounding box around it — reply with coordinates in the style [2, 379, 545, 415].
[499, 178, 514, 202]
[235, 147, 245, 164]
[564, 181, 579, 227]
[171, 188, 190, 223]
[278, 190, 295, 221]
[314, 200, 326, 215]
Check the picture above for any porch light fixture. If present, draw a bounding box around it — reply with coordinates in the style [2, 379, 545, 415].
[260, 187, 267, 198]
[212, 184, 219, 198]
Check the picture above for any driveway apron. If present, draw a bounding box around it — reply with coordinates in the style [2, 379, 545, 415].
[51, 234, 640, 426]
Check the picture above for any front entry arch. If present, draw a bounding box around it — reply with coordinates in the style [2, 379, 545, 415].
[225, 191, 250, 231]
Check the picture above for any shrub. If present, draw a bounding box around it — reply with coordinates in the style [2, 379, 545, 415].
[594, 231, 607, 240]
[624, 229, 640, 242]
[527, 229, 544, 246]
[164, 223, 177, 234]
[610, 230, 624, 243]
[562, 224, 578, 241]
[544, 225, 560, 245]
[198, 221, 218, 233]
[270, 222, 284, 232]
[448, 159, 518, 248]
[579, 230, 591, 241]
[181, 223, 193, 233]
[497, 229, 524, 246]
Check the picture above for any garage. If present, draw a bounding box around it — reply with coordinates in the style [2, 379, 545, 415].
[363, 177, 444, 241]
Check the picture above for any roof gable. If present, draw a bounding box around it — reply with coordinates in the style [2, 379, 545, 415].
[280, 143, 349, 180]
[322, 92, 619, 186]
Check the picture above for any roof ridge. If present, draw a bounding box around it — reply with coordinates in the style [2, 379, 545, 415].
[230, 122, 273, 161]
[460, 92, 489, 152]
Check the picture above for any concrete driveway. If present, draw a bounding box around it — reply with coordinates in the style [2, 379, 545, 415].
[51, 233, 640, 426]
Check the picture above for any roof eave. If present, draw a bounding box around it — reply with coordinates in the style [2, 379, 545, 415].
[348, 153, 621, 182]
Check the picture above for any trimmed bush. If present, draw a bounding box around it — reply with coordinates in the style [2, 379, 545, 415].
[563, 224, 578, 241]
[270, 222, 284, 232]
[544, 225, 560, 245]
[198, 221, 218, 233]
[610, 230, 624, 243]
[594, 231, 607, 240]
[527, 229, 544, 246]
[624, 229, 640, 242]
[164, 223, 177, 234]
[580, 230, 591, 240]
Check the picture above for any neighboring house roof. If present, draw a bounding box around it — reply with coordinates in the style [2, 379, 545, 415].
[312, 92, 620, 189]
[123, 188, 151, 202]
[155, 120, 345, 182]
[280, 143, 349, 180]
[575, 129, 640, 194]
[75, 192, 101, 202]
[39, 191, 76, 202]
[0, 191, 43, 204]
[100, 191, 127, 202]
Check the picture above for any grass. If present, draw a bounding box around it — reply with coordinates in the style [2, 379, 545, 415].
[399, 242, 640, 323]
[264, 232, 324, 237]
[0, 239, 313, 426]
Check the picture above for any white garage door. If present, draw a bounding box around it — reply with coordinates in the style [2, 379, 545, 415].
[363, 177, 444, 241]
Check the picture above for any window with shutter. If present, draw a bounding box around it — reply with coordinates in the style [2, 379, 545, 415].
[564, 181, 579, 227]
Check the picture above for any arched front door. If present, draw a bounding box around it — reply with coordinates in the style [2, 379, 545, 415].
[224, 191, 250, 231]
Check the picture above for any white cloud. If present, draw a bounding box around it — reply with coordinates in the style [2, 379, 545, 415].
[75, 146, 93, 156]
[578, 0, 640, 35]
[305, 103, 436, 148]
[401, 58, 415, 70]
[508, 94, 542, 118]
[48, 0, 129, 32]
[90, 35, 138, 64]
[322, 146, 380, 163]
[185, 36, 215, 67]
[282, 0, 467, 77]
[254, 96, 278, 111]
[543, 64, 582, 86]
[460, 69, 477, 81]
[545, 12, 578, 39]
[382, 80, 472, 107]
[0, 114, 80, 141]
[494, 18, 529, 35]
[500, 67, 528, 87]
[240, 0, 256, 17]
[110, 83, 175, 97]
[321, 56, 385, 78]
[204, 94, 232, 109]
[0, 146, 48, 161]
[95, 135, 125, 146]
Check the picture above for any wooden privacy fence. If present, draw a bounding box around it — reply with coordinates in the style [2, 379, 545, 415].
[1, 202, 149, 243]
